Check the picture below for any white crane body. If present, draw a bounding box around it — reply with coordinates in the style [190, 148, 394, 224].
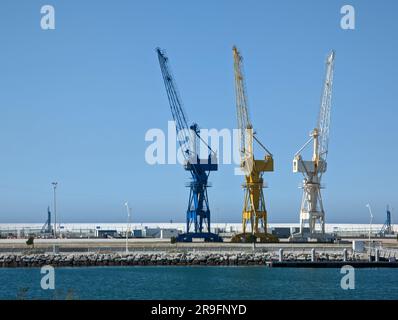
[292, 51, 335, 241]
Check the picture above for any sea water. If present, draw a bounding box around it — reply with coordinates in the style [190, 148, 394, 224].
[0, 266, 397, 300]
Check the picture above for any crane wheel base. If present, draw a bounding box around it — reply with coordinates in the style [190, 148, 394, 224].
[176, 233, 223, 243]
[289, 233, 335, 243]
[231, 232, 279, 243]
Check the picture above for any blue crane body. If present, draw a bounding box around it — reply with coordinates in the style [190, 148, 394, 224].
[379, 206, 393, 236]
[41, 206, 52, 234]
[156, 48, 222, 242]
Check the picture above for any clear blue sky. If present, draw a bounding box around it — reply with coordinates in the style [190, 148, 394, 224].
[0, 0, 397, 223]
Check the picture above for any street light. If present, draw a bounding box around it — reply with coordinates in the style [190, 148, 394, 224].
[52, 182, 58, 238]
[124, 202, 132, 254]
[366, 203, 373, 259]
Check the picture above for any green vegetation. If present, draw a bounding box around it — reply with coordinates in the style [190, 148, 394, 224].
[26, 236, 34, 247]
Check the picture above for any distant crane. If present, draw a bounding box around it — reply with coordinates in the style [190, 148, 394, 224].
[232, 46, 274, 235]
[156, 48, 222, 242]
[379, 205, 394, 236]
[292, 51, 335, 240]
[41, 206, 53, 234]
[124, 202, 132, 253]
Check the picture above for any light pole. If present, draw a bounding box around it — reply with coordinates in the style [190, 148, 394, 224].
[124, 202, 132, 254]
[52, 182, 58, 238]
[366, 204, 373, 258]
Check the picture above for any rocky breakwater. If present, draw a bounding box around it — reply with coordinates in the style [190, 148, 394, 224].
[0, 251, 357, 268]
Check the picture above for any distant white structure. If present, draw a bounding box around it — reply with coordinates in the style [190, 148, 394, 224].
[144, 227, 179, 239]
[0, 222, 395, 239]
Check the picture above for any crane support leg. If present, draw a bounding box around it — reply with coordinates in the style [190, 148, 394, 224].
[299, 181, 325, 236]
[242, 173, 268, 234]
[176, 161, 222, 242]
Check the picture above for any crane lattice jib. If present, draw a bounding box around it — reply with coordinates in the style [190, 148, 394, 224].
[317, 51, 335, 160]
[233, 46, 252, 160]
[156, 48, 192, 160]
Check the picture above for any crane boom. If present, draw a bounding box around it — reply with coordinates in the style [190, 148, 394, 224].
[317, 51, 335, 161]
[156, 48, 192, 160]
[157, 48, 215, 161]
[233, 46, 252, 161]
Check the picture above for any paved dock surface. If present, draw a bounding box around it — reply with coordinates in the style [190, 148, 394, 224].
[0, 238, 354, 252]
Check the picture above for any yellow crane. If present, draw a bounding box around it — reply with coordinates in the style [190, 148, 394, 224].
[232, 46, 274, 236]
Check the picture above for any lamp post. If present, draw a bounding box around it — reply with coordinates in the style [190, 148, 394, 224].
[124, 202, 132, 254]
[52, 182, 58, 238]
[366, 204, 373, 259]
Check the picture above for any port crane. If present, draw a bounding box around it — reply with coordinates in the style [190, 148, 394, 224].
[232, 46, 274, 235]
[379, 205, 394, 236]
[40, 206, 53, 235]
[156, 48, 222, 242]
[292, 51, 335, 240]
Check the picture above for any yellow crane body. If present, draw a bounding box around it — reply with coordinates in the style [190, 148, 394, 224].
[233, 46, 274, 235]
[242, 155, 273, 234]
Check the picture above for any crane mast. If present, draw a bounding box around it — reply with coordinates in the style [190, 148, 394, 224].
[156, 48, 222, 242]
[233, 46, 274, 235]
[292, 51, 335, 240]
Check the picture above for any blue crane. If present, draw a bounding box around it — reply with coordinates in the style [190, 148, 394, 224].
[41, 206, 52, 235]
[379, 205, 394, 236]
[156, 48, 222, 242]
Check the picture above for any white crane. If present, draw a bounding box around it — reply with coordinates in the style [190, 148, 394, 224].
[292, 51, 335, 240]
[124, 202, 132, 253]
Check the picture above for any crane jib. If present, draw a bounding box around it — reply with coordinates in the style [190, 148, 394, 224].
[156, 48, 215, 162]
